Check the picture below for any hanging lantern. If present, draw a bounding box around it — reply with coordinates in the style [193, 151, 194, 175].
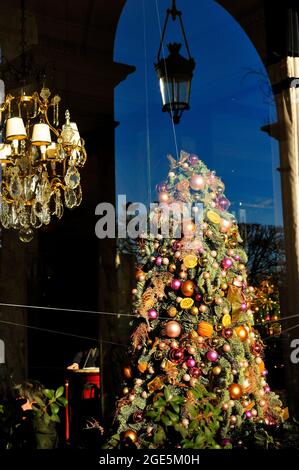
[155, 0, 195, 124]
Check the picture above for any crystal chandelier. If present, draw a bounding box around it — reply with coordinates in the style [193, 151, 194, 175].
[0, 87, 87, 242]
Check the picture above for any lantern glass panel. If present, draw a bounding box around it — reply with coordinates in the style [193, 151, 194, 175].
[159, 77, 191, 111]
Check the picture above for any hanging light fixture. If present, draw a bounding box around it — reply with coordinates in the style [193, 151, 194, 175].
[155, 0, 195, 124]
[0, 1, 87, 243]
[0, 89, 87, 242]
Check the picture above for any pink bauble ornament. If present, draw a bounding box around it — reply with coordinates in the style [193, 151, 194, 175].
[222, 258, 233, 269]
[221, 438, 231, 447]
[186, 357, 196, 368]
[172, 241, 182, 250]
[206, 350, 218, 362]
[190, 174, 205, 191]
[189, 154, 199, 166]
[148, 308, 158, 320]
[155, 256, 162, 266]
[217, 196, 230, 211]
[171, 279, 181, 290]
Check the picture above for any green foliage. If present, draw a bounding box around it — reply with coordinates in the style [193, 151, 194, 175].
[32, 386, 67, 425]
[0, 384, 67, 449]
[145, 384, 223, 449]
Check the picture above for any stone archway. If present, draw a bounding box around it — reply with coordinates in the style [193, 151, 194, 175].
[218, 0, 299, 419]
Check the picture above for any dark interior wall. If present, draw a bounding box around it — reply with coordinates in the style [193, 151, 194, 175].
[0, 0, 135, 388]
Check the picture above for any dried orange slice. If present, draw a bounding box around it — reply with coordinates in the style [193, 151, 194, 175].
[206, 210, 221, 224]
[180, 298, 194, 310]
[222, 313, 232, 327]
[183, 254, 198, 269]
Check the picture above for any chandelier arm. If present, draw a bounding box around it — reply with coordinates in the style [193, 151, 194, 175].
[51, 179, 66, 191]
[43, 106, 60, 137]
[1, 95, 15, 117]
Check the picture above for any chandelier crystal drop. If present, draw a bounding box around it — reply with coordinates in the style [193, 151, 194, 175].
[0, 87, 87, 242]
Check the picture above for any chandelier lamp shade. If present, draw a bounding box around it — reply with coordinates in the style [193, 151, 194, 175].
[155, 0, 195, 124]
[0, 87, 87, 242]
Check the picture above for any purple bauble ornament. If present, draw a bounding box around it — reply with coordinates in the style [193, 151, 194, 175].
[223, 327, 233, 339]
[241, 302, 247, 311]
[206, 350, 219, 362]
[171, 279, 181, 290]
[217, 196, 230, 211]
[245, 410, 252, 419]
[189, 154, 199, 166]
[156, 182, 168, 193]
[222, 258, 233, 269]
[169, 348, 185, 363]
[264, 385, 271, 393]
[234, 255, 240, 261]
[189, 367, 201, 378]
[155, 256, 162, 266]
[133, 410, 144, 423]
[172, 241, 181, 251]
[221, 439, 231, 447]
[186, 357, 196, 368]
[148, 308, 158, 320]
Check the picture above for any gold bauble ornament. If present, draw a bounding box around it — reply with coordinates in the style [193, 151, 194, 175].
[190, 306, 199, 316]
[203, 294, 213, 304]
[229, 383, 243, 400]
[235, 326, 248, 341]
[159, 191, 170, 203]
[181, 280, 195, 297]
[190, 174, 205, 191]
[183, 220, 196, 237]
[123, 430, 138, 443]
[164, 321, 182, 338]
[169, 264, 176, 273]
[212, 366, 222, 375]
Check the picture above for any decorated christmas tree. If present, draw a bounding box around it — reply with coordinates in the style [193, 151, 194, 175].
[107, 151, 283, 449]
